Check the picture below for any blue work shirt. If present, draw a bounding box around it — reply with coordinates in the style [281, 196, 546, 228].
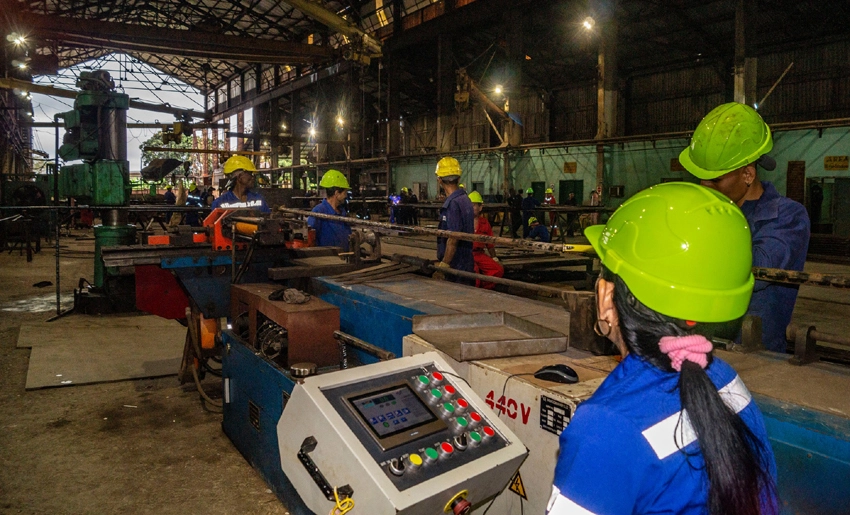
[308, 199, 352, 251]
[739, 181, 810, 352]
[521, 195, 540, 214]
[437, 190, 475, 275]
[528, 224, 550, 242]
[549, 353, 777, 515]
[211, 189, 271, 213]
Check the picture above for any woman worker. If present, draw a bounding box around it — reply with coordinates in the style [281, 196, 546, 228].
[548, 182, 778, 515]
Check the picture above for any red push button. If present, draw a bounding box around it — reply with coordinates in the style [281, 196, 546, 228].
[483, 426, 495, 438]
[470, 412, 482, 423]
[440, 442, 454, 455]
[456, 398, 469, 410]
[431, 372, 444, 383]
[443, 385, 456, 396]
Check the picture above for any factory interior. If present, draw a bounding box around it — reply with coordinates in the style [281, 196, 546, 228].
[1, 0, 850, 513]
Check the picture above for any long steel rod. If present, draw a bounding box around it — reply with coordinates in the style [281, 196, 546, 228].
[333, 331, 396, 361]
[753, 267, 850, 289]
[54, 115, 61, 315]
[279, 207, 584, 254]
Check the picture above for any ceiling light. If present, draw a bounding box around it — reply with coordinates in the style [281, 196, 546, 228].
[583, 17, 595, 30]
[309, 127, 317, 137]
[494, 85, 503, 95]
[336, 116, 344, 126]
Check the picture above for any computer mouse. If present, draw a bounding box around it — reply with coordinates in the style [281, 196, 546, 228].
[533, 364, 579, 384]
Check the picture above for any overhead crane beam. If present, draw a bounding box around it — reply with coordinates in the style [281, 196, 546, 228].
[13, 12, 335, 65]
[284, 0, 383, 55]
[0, 77, 208, 119]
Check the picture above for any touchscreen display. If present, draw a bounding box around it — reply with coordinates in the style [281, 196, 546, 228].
[350, 385, 436, 438]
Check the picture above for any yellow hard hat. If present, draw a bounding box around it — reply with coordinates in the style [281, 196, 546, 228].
[401, 187, 409, 193]
[528, 216, 539, 226]
[546, 188, 553, 194]
[459, 183, 466, 189]
[223, 155, 258, 175]
[319, 169, 350, 189]
[435, 157, 461, 177]
[468, 191, 484, 203]
[189, 183, 197, 192]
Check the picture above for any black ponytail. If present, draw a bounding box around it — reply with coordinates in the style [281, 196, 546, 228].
[601, 266, 777, 515]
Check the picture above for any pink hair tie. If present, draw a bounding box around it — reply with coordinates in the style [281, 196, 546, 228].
[659, 335, 714, 372]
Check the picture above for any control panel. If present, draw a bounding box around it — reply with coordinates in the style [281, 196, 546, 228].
[277, 352, 527, 515]
[324, 364, 509, 491]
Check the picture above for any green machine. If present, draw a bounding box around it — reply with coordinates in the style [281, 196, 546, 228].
[58, 70, 136, 308]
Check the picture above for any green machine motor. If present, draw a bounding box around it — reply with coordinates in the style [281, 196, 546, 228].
[58, 70, 135, 291]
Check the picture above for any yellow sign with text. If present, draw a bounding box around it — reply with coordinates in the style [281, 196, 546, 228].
[563, 162, 577, 174]
[824, 156, 849, 171]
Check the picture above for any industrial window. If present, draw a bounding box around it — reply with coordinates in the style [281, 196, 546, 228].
[207, 92, 215, 111]
[244, 69, 256, 94]
[216, 87, 226, 107]
[230, 77, 241, 100]
[260, 65, 275, 92]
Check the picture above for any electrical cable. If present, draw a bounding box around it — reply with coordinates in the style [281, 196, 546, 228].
[329, 487, 354, 515]
[498, 373, 535, 418]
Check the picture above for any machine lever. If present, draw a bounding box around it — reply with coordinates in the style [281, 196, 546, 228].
[297, 436, 351, 501]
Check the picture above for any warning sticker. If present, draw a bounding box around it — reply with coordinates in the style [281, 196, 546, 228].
[540, 396, 572, 436]
[508, 471, 527, 500]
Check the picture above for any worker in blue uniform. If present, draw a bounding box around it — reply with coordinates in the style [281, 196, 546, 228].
[527, 216, 550, 242]
[308, 169, 352, 251]
[163, 184, 176, 221]
[521, 187, 540, 237]
[549, 182, 778, 515]
[184, 183, 203, 226]
[212, 155, 270, 213]
[680, 102, 810, 352]
[432, 157, 474, 284]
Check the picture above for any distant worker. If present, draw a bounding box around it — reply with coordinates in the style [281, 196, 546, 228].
[521, 187, 541, 237]
[679, 102, 810, 352]
[433, 157, 475, 283]
[565, 192, 578, 237]
[163, 184, 176, 221]
[544, 187, 557, 231]
[458, 183, 467, 193]
[212, 156, 270, 213]
[204, 187, 216, 207]
[308, 169, 352, 251]
[508, 188, 523, 239]
[185, 183, 203, 226]
[527, 216, 550, 242]
[468, 191, 504, 289]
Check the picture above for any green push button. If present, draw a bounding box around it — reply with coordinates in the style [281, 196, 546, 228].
[443, 402, 455, 413]
[430, 388, 443, 399]
[456, 416, 468, 427]
[424, 447, 439, 460]
[470, 431, 481, 442]
[417, 375, 430, 386]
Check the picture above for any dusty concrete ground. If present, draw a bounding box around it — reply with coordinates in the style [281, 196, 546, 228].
[0, 233, 287, 515]
[0, 231, 848, 515]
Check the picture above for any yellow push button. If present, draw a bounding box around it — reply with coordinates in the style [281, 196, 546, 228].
[408, 453, 423, 467]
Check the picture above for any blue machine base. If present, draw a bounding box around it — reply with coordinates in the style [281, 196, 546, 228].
[221, 332, 314, 515]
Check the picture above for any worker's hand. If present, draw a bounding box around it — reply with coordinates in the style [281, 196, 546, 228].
[432, 261, 450, 281]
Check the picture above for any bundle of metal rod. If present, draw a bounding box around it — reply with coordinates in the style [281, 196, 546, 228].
[388, 253, 588, 302]
[753, 267, 850, 289]
[278, 207, 591, 254]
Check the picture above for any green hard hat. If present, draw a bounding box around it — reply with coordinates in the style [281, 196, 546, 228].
[584, 182, 754, 323]
[467, 190, 483, 204]
[319, 169, 350, 189]
[525, 188, 534, 194]
[679, 102, 773, 180]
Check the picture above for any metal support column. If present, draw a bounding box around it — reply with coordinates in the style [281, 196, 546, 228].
[734, 0, 758, 105]
[436, 34, 454, 153]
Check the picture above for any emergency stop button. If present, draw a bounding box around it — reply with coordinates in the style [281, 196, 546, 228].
[440, 442, 454, 457]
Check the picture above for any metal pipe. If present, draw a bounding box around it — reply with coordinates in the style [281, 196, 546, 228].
[333, 331, 396, 361]
[787, 324, 850, 349]
[54, 114, 61, 315]
[279, 207, 585, 254]
[388, 254, 591, 302]
[753, 267, 850, 289]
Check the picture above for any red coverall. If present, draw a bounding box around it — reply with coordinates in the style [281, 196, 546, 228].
[544, 194, 557, 229]
[473, 215, 504, 289]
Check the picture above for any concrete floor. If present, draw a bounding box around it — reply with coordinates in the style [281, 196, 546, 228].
[1, 231, 848, 514]
[0, 234, 287, 515]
